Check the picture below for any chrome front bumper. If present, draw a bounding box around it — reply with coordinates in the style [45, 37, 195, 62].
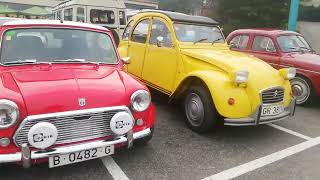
[224, 98, 296, 126]
[0, 128, 151, 167]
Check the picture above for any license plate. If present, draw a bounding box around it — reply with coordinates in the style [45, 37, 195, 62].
[49, 145, 114, 168]
[261, 104, 284, 116]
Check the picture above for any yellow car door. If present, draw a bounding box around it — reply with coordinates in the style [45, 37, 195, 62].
[142, 17, 178, 93]
[126, 18, 151, 77]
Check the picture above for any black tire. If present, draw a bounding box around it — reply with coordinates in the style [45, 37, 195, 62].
[184, 86, 218, 133]
[291, 76, 313, 105]
[134, 126, 154, 146]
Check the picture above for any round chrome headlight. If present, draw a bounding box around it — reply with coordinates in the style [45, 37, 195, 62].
[130, 90, 151, 112]
[0, 100, 19, 129]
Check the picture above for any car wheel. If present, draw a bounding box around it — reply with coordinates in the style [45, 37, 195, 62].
[291, 76, 312, 105]
[184, 86, 217, 133]
[134, 126, 154, 146]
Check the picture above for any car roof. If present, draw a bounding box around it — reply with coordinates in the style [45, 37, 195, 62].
[139, 9, 219, 26]
[0, 18, 108, 31]
[232, 28, 300, 36]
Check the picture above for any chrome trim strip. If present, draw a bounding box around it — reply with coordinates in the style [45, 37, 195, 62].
[13, 106, 134, 147]
[0, 128, 151, 164]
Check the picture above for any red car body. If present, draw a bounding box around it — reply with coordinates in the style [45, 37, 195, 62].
[227, 29, 320, 104]
[0, 18, 155, 167]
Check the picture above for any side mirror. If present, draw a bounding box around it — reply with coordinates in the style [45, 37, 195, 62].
[156, 36, 164, 47]
[122, 57, 131, 64]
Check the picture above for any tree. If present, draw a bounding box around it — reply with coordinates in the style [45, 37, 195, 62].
[216, 0, 290, 35]
[159, 0, 203, 14]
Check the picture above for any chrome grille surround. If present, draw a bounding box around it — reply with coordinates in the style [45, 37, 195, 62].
[13, 106, 134, 147]
[260, 87, 285, 104]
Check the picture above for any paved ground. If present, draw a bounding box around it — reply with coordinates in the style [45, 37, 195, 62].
[1, 92, 320, 180]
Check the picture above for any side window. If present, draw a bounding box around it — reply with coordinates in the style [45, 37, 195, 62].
[57, 10, 62, 20]
[119, 11, 126, 25]
[122, 20, 133, 40]
[149, 19, 173, 48]
[64, 8, 73, 21]
[131, 19, 149, 44]
[252, 36, 276, 52]
[230, 35, 249, 49]
[90, 9, 115, 24]
[76, 7, 85, 22]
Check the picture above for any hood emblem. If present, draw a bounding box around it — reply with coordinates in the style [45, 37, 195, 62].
[273, 90, 278, 98]
[78, 98, 86, 107]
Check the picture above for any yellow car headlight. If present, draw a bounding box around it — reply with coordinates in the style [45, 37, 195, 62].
[279, 68, 296, 80]
[230, 70, 249, 86]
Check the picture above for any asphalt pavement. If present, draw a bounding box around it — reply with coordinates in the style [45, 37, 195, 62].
[1, 92, 320, 180]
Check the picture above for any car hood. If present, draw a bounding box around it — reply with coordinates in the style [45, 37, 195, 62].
[6, 64, 127, 115]
[181, 45, 283, 88]
[283, 52, 320, 69]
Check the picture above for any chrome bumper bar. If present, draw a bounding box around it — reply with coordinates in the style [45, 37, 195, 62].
[0, 128, 151, 167]
[224, 98, 296, 126]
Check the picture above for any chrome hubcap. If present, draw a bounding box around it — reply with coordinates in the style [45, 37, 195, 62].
[291, 78, 310, 104]
[185, 93, 204, 127]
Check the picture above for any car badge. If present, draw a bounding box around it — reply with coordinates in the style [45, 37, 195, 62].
[78, 98, 86, 107]
[274, 90, 278, 98]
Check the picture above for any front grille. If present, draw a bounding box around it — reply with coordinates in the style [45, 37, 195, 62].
[14, 108, 126, 147]
[261, 87, 284, 104]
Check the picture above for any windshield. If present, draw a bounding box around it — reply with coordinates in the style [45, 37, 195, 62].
[0, 29, 118, 64]
[174, 23, 225, 43]
[277, 35, 312, 53]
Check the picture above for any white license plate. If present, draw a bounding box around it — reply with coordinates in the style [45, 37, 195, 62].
[49, 145, 114, 168]
[261, 104, 284, 116]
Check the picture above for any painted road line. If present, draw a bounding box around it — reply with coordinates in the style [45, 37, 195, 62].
[101, 156, 129, 180]
[202, 136, 320, 180]
[268, 123, 312, 140]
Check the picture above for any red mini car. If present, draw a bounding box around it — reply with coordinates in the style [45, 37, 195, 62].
[227, 29, 320, 105]
[0, 18, 155, 168]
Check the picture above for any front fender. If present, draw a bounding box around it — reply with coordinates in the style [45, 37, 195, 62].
[173, 70, 253, 118]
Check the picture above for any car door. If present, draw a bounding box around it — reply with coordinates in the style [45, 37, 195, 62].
[141, 17, 178, 93]
[249, 35, 281, 69]
[126, 18, 151, 77]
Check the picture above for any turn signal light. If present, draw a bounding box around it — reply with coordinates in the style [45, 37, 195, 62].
[228, 98, 235, 105]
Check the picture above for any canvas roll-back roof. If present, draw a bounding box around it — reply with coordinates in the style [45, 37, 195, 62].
[140, 9, 219, 26]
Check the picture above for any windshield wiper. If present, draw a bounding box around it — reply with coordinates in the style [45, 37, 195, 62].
[53, 59, 102, 65]
[211, 37, 224, 45]
[3, 59, 37, 65]
[194, 38, 208, 44]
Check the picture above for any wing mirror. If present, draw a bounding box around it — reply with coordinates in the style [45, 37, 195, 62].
[122, 57, 131, 64]
[156, 36, 164, 47]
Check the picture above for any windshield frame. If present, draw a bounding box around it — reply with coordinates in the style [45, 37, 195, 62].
[0, 27, 120, 66]
[276, 34, 313, 53]
[173, 22, 225, 44]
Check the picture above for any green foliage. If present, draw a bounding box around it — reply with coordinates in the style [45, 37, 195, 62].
[299, 5, 320, 22]
[159, 0, 290, 35]
[159, 0, 202, 14]
[217, 0, 290, 35]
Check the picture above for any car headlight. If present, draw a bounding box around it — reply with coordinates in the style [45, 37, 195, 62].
[279, 68, 296, 80]
[0, 100, 19, 129]
[130, 90, 151, 112]
[231, 70, 249, 85]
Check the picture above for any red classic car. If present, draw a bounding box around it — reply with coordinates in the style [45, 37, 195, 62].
[226, 29, 320, 105]
[0, 18, 155, 168]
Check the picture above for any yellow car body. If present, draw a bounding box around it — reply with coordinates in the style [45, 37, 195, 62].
[119, 10, 296, 132]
